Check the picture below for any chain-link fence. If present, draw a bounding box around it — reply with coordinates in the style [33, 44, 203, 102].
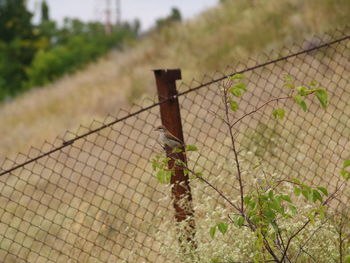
[0, 28, 349, 262]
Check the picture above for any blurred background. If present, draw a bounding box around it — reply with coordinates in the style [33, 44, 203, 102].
[0, 0, 349, 162]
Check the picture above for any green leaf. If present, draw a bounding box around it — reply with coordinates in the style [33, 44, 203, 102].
[283, 75, 294, 89]
[296, 86, 307, 96]
[315, 89, 328, 109]
[172, 148, 183, 153]
[284, 82, 294, 89]
[301, 188, 311, 200]
[156, 170, 172, 184]
[217, 222, 228, 235]
[209, 226, 217, 239]
[186, 145, 198, 151]
[343, 160, 350, 169]
[268, 190, 274, 199]
[317, 186, 328, 196]
[243, 195, 252, 205]
[272, 108, 285, 120]
[230, 100, 238, 112]
[236, 216, 245, 227]
[288, 204, 298, 214]
[175, 159, 185, 167]
[299, 101, 307, 112]
[294, 95, 307, 112]
[293, 178, 301, 184]
[229, 87, 242, 97]
[280, 195, 292, 203]
[195, 171, 203, 177]
[229, 73, 246, 80]
[293, 187, 301, 196]
[344, 255, 350, 263]
[271, 199, 284, 214]
[271, 221, 279, 233]
[263, 209, 276, 222]
[309, 80, 318, 86]
[151, 159, 159, 171]
[312, 190, 323, 203]
[235, 82, 247, 91]
[293, 95, 302, 104]
[341, 170, 350, 180]
[248, 200, 257, 210]
[284, 74, 293, 82]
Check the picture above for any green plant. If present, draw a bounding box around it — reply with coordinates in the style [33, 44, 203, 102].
[152, 74, 350, 262]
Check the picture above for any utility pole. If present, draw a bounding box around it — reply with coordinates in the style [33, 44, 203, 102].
[105, 0, 112, 34]
[116, 0, 121, 25]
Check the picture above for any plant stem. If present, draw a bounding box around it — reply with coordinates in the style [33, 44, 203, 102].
[230, 96, 291, 129]
[222, 80, 245, 213]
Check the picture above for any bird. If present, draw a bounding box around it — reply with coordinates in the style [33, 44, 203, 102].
[154, 125, 184, 149]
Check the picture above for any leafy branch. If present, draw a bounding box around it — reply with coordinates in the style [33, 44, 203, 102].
[151, 73, 349, 263]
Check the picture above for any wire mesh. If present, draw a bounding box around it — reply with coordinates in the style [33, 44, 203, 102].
[0, 28, 349, 262]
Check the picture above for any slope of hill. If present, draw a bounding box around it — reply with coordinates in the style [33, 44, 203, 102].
[0, 0, 349, 162]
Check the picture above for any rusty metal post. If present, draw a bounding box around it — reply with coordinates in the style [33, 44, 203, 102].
[153, 69, 196, 246]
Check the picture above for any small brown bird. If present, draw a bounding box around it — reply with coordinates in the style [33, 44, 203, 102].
[154, 125, 184, 149]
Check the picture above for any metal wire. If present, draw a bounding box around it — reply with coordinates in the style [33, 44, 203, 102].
[1, 33, 348, 178]
[0, 28, 349, 262]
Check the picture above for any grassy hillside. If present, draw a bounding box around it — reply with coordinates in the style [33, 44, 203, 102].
[0, 0, 349, 262]
[0, 0, 349, 163]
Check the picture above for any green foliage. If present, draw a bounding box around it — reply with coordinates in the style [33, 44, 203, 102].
[293, 95, 308, 112]
[210, 222, 228, 238]
[41, 0, 50, 22]
[156, 170, 172, 184]
[0, 0, 37, 99]
[151, 154, 173, 184]
[186, 145, 198, 151]
[209, 225, 216, 239]
[152, 74, 347, 262]
[233, 215, 245, 227]
[292, 182, 328, 203]
[275, 76, 328, 117]
[229, 73, 246, 80]
[340, 159, 350, 179]
[272, 108, 285, 119]
[26, 23, 137, 87]
[315, 89, 328, 109]
[227, 74, 248, 113]
[156, 7, 182, 29]
[0, 0, 139, 101]
[229, 100, 238, 112]
[343, 160, 350, 168]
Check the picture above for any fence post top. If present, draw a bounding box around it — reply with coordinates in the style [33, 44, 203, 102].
[153, 69, 182, 81]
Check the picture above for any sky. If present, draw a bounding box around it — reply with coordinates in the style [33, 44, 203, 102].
[27, 0, 219, 31]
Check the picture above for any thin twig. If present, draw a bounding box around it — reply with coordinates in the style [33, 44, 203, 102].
[230, 96, 291, 129]
[165, 152, 241, 212]
[280, 181, 345, 262]
[294, 218, 329, 261]
[222, 80, 245, 213]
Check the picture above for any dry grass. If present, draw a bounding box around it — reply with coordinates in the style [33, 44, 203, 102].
[0, 0, 349, 161]
[0, 0, 349, 262]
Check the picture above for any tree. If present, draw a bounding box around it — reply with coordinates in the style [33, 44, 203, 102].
[0, 0, 37, 98]
[40, 0, 50, 22]
[156, 7, 182, 29]
[170, 7, 182, 22]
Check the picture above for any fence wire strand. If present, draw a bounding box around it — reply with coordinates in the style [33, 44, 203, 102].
[0, 28, 349, 262]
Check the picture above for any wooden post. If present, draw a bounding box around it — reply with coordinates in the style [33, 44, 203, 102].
[153, 69, 196, 246]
